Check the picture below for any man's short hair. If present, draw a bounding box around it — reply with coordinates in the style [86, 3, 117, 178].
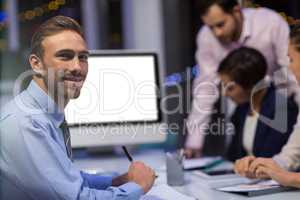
[218, 47, 267, 90]
[30, 15, 84, 58]
[198, 0, 239, 16]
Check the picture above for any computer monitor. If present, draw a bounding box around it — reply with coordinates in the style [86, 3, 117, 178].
[65, 51, 166, 147]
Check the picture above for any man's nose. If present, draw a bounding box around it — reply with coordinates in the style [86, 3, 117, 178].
[70, 57, 82, 73]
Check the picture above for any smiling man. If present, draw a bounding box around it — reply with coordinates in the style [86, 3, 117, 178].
[29, 18, 90, 107]
[0, 16, 155, 200]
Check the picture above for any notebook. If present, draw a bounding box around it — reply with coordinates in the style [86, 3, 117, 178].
[183, 157, 223, 170]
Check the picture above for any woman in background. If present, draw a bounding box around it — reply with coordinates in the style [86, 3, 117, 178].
[217, 47, 298, 168]
[238, 25, 300, 188]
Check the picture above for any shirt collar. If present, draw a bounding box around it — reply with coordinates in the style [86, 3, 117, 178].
[238, 9, 252, 44]
[26, 80, 65, 128]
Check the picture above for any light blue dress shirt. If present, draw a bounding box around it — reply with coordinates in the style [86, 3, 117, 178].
[0, 80, 144, 200]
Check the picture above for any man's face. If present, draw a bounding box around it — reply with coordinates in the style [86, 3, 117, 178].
[40, 30, 89, 101]
[202, 5, 241, 45]
[219, 73, 250, 104]
[288, 42, 300, 84]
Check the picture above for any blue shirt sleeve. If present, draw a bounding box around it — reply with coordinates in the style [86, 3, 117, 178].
[0, 114, 144, 200]
[80, 171, 113, 190]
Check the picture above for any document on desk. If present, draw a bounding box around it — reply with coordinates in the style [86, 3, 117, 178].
[183, 156, 222, 170]
[141, 184, 196, 200]
[216, 180, 294, 197]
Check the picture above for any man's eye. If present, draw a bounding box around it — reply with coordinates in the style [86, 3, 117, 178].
[79, 54, 88, 61]
[59, 53, 74, 60]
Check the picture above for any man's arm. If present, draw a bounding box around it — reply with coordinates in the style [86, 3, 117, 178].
[80, 171, 113, 189]
[185, 27, 220, 152]
[271, 12, 290, 71]
[269, 10, 298, 97]
[80, 171, 153, 192]
[0, 115, 144, 200]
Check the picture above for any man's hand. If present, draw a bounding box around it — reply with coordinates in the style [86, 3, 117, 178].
[234, 156, 256, 178]
[127, 161, 155, 193]
[184, 148, 202, 159]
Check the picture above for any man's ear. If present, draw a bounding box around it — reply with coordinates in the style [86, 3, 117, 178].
[29, 54, 45, 77]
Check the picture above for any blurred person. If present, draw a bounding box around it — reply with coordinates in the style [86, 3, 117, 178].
[234, 25, 300, 188]
[216, 47, 298, 179]
[219, 47, 298, 163]
[0, 16, 155, 200]
[185, 0, 293, 158]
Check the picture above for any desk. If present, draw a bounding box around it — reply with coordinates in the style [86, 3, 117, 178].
[74, 149, 300, 200]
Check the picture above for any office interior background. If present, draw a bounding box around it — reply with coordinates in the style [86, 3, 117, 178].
[1, 0, 300, 152]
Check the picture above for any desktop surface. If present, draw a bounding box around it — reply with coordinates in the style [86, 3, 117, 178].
[74, 149, 300, 200]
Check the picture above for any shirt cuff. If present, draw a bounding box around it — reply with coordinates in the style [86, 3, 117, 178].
[81, 172, 113, 190]
[118, 182, 144, 199]
[185, 132, 204, 149]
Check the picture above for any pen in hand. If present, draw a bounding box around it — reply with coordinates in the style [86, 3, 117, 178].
[122, 146, 133, 163]
[121, 146, 158, 178]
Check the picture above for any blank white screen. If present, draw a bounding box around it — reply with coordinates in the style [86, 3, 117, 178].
[65, 54, 159, 125]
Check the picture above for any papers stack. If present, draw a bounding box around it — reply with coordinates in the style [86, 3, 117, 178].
[216, 180, 295, 197]
[142, 184, 196, 200]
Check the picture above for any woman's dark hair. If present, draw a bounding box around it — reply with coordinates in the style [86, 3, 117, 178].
[198, 0, 238, 16]
[290, 25, 300, 52]
[217, 47, 267, 90]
